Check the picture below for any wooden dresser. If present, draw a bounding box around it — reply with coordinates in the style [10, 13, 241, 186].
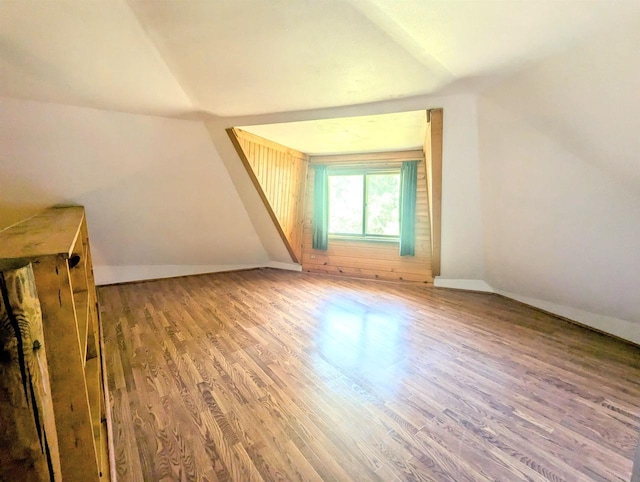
[0, 206, 114, 481]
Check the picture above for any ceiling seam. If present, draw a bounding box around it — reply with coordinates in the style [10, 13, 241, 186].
[347, 1, 455, 91]
[123, 0, 200, 115]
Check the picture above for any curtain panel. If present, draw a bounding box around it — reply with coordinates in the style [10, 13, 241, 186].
[312, 165, 329, 250]
[399, 160, 418, 256]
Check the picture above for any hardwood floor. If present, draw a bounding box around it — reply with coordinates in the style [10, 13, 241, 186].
[98, 269, 640, 482]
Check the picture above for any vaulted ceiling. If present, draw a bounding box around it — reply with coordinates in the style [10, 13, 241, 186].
[2, 0, 639, 118]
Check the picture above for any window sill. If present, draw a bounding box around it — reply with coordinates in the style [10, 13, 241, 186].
[329, 235, 399, 244]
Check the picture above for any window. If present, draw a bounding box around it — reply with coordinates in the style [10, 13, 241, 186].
[313, 160, 418, 254]
[328, 169, 401, 240]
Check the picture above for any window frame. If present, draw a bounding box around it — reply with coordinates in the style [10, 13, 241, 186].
[327, 166, 401, 243]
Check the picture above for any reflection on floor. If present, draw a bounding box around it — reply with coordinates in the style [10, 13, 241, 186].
[317, 296, 406, 393]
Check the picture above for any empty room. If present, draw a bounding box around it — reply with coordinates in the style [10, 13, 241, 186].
[1, 1, 639, 481]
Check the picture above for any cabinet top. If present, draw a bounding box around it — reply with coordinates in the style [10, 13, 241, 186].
[0, 206, 85, 259]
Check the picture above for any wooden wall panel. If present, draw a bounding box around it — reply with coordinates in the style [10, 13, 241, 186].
[228, 128, 308, 263]
[425, 109, 443, 276]
[302, 152, 433, 283]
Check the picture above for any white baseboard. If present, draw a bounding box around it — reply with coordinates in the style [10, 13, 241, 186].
[433, 279, 638, 345]
[495, 289, 640, 346]
[434, 278, 495, 292]
[267, 261, 303, 272]
[94, 266, 638, 346]
[94, 261, 303, 285]
[94, 264, 266, 285]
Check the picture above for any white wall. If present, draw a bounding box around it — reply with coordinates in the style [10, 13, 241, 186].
[438, 95, 484, 280]
[477, 19, 640, 343]
[0, 97, 269, 284]
[210, 92, 486, 281]
[0, 93, 487, 288]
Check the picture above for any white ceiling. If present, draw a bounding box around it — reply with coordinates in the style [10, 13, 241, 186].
[240, 110, 427, 155]
[0, 0, 193, 117]
[2, 0, 639, 118]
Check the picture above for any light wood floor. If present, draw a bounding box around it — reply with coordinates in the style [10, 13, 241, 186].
[99, 269, 640, 482]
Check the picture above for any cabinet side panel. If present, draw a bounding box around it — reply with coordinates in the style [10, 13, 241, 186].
[34, 256, 101, 481]
[0, 262, 63, 481]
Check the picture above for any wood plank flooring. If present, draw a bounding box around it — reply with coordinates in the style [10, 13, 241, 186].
[98, 269, 640, 482]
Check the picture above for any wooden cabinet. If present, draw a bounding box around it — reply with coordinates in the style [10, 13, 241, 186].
[0, 206, 114, 481]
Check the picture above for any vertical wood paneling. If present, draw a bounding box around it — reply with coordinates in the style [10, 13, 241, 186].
[228, 128, 308, 263]
[302, 151, 433, 283]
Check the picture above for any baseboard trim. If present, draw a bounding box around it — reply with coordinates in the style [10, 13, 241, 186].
[495, 289, 640, 347]
[432, 279, 638, 346]
[268, 261, 303, 272]
[94, 264, 269, 286]
[433, 278, 494, 293]
[95, 266, 639, 346]
[94, 262, 304, 286]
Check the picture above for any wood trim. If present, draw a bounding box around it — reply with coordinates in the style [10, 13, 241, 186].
[425, 109, 443, 276]
[632, 435, 640, 482]
[227, 128, 301, 263]
[99, 299, 117, 482]
[310, 150, 424, 164]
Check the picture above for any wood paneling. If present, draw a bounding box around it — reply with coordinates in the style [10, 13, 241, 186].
[425, 109, 443, 276]
[228, 128, 308, 263]
[100, 269, 640, 481]
[303, 152, 433, 283]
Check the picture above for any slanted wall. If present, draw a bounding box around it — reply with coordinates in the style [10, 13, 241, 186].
[228, 128, 308, 263]
[0, 97, 270, 285]
[477, 19, 640, 343]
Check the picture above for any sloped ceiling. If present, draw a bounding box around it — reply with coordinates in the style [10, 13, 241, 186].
[0, 0, 193, 116]
[2, 0, 639, 118]
[480, 16, 640, 194]
[240, 111, 427, 155]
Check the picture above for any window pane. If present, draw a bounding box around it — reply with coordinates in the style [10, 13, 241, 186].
[329, 175, 363, 234]
[366, 173, 400, 236]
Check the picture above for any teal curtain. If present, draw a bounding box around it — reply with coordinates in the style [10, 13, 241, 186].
[312, 165, 329, 250]
[399, 160, 418, 256]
